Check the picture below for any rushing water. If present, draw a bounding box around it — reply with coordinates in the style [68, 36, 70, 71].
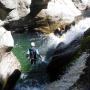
[14, 18, 90, 90]
[44, 53, 89, 90]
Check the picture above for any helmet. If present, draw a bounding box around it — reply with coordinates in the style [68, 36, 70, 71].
[31, 42, 35, 47]
[58, 27, 61, 31]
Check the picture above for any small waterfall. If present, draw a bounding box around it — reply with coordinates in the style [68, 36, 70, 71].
[39, 18, 90, 57]
[58, 18, 90, 45]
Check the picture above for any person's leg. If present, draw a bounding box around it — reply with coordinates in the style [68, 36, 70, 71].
[34, 60, 36, 64]
[31, 59, 33, 65]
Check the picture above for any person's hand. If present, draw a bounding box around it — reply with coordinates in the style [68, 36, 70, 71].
[39, 55, 42, 60]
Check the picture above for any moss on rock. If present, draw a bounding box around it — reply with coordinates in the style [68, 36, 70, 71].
[81, 36, 90, 52]
[80, 28, 90, 52]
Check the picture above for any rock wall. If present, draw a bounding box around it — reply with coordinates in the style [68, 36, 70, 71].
[0, 0, 89, 23]
[0, 26, 21, 90]
[0, 0, 31, 21]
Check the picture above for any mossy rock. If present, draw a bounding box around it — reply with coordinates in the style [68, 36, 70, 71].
[81, 36, 90, 51]
[80, 28, 90, 52]
[84, 28, 90, 37]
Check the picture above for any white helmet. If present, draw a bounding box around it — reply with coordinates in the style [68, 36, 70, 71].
[31, 42, 35, 47]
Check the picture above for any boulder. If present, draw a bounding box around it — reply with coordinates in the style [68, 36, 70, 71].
[0, 27, 21, 90]
[38, 0, 81, 22]
[0, 0, 31, 21]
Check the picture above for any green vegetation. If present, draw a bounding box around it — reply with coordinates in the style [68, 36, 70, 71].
[81, 36, 90, 52]
[12, 34, 31, 72]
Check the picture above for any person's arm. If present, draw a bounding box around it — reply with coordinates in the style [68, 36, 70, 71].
[36, 49, 42, 59]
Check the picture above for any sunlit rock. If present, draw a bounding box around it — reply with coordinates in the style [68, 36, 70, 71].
[81, 0, 90, 7]
[0, 0, 31, 21]
[0, 52, 21, 89]
[39, 0, 81, 22]
[0, 27, 14, 48]
[0, 27, 21, 90]
[0, 20, 6, 26]
[34, 0, 82, 34]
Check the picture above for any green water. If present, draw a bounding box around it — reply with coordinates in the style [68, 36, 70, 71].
[12, 34, 32, 72]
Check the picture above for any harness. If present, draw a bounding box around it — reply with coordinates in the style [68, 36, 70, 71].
[29, 48, 37, 60]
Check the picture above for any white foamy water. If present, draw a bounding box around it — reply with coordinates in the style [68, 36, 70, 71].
[48, 18, 90, 47]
